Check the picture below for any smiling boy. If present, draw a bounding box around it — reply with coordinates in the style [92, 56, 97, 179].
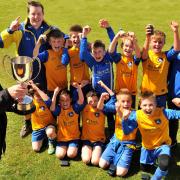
[122, 91, 180, 179]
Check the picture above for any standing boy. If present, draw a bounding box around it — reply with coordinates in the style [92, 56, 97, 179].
[109, 30, 141, 108]
[141, 21, 180, 107]
[62, 24, 91, 102]
[80, 20, 119, 137]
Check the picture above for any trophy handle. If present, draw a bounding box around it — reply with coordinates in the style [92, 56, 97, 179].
[2, 55, 13, 78]
[31, 57, 42, 81]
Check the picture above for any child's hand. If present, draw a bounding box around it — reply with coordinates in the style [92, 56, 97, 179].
[122, 109, 131, 120]
[54, 87, 61, 95]
[37, 34, 47, 44]
[145, 24, 154, 36]
[72, 82, 81, 88]
[172, 98, 180, 107]
[28, 80, 38, 91]
[99, 19, 110, 28]
[170, 21, 179, 32]
[115, 30, 126, 39]
[128, 31, 137, 44]
[101, 92, 109, 101]
[64, 39, 72, 48]
[82, 25, 91, 37]
[9, 16, 20, 31]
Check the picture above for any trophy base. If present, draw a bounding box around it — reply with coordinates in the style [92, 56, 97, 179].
[14, 95, 36, 115]
[14, 105, 36, 115]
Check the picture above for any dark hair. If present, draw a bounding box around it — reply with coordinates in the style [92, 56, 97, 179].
[46, 28, 64, 42]
[27, 1, 44, 14]
[86, 90, 99, 99]
[59, 89, 71, 99]
[139, 91, 156, 105]
[92, 40, 105, 50]
[69, 24, 82, 33]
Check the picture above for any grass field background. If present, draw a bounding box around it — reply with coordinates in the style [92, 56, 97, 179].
[0, 0, 180, 179]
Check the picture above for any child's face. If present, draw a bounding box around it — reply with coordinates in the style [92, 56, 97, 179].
[122, 39, 134, 57]
[117, 94, 132, 111]
[92, 47, 105, 62]
[150, 36, 165, 54]
[87, 95, 99, 108]
[49, 37, 64, 52]
[140, 97, 157, 116]
[59, 94, 71, 110]
[70, 31, 80, 47]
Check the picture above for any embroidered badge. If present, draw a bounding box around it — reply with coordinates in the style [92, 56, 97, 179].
[40, 106, 45, 111]
[68, 112, 74, 117]
[127, 62, 133, 67]
[155, 119, 161, 124]
[158, 58, 163, 63]
[95, 112, 100, 117]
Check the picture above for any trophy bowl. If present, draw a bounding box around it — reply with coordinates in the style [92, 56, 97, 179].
[3, 55, 41, 115]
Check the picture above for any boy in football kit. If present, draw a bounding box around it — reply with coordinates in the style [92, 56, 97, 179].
[50, 83, 84, 161]
[141, 21, 180, 107]
[80, 20, 119, 138]
[81, 90, 106, 166]
[122, 91, 180, 180]
[97, 81, 137, 177]
[28, 81, 56, 154]
[61, 24, 92, 102]
[108, 30, 141, 108]
[33, 28, 68, 98]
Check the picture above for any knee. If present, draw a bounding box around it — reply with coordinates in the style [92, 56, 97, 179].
[56, 150, 66, 159]
[46, 128, 56, 139]
[158, 154, 170, 171]
[99, 158, 109, 169]
[67, 150, 77, 159]
[82, 156, 91, 165]
[116, 168, 128, 177]
[91, 157, 100, 166]
[32, 145, 41, 152]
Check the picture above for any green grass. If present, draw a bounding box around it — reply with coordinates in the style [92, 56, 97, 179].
[0, 0, 180, 179]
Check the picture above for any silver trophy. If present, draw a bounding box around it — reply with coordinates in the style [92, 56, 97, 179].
[3, 55, 41, 114]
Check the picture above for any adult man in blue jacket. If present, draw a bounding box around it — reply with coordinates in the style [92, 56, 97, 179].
[0, 1, 51, 137]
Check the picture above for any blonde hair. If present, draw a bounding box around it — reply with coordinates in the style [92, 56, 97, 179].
[116, 88, 132, 101]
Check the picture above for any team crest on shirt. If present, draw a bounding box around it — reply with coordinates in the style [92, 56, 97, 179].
[127, 62, 133, 67]
[155, 119, 161, 124]
[68, 112, 74, 117]
[95, 112, 100, 117]
[158, 57, 163, 63]
[40, 106, 45, 111]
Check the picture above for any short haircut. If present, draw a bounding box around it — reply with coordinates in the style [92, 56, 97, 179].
[139, 91, 156, 105]
[116, 88, 132, 101]
[151, 30, 166, 42]
[46, 28, 64, 42]
[120, 36, 133, 48]
[69, 24, 82, 34]
[92, 40, 105, 50]
[27, 1, 44, 14]
[59, 89, 71, 98]
[86, 90, 99, 99]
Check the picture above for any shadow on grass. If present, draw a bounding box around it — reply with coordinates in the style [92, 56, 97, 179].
[168, 143, 180, 179]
